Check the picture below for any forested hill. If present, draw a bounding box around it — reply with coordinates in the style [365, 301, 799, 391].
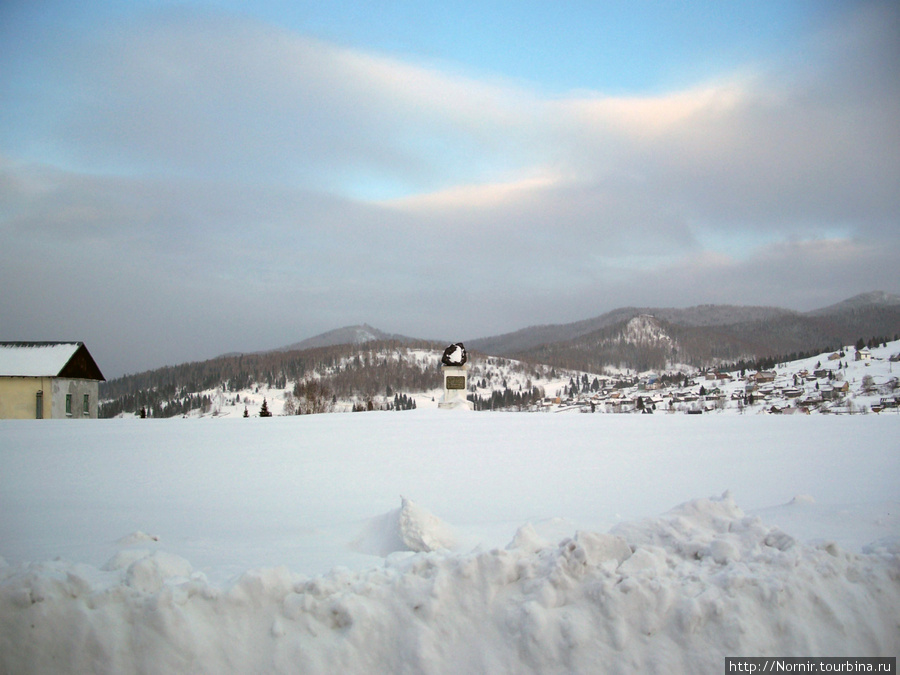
[99, 339, 445, 418]
[472, 292, 900, 373]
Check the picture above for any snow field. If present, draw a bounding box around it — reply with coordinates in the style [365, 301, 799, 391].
[1, 412, 898, 673]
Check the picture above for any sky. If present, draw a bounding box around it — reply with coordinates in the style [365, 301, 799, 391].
[1, 0, 898, 378]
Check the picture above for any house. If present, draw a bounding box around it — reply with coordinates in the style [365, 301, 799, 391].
[855, 347, 872, 362]
[0, 342, 105, 419]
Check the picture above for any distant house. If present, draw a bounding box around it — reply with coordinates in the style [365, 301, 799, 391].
[0, 342, 105, 419]
[855, 347, 872, 362]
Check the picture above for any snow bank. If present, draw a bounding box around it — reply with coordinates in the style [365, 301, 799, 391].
[1, 413, 898, 672]
[2, 493, 897, 674]
[352, 496, 458, 557]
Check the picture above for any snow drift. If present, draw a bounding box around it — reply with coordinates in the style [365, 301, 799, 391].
[352, 496, 458, 557]
[1, 493, 898, 674]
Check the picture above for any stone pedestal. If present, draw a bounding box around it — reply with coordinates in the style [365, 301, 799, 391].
[438, 364, 473, 410]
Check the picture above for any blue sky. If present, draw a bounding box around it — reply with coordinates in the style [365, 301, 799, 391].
[3, 1, 830, 92]
[1, 0, 898, 376]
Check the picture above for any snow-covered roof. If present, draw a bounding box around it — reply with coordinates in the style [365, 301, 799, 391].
[0, 342, 85, 377]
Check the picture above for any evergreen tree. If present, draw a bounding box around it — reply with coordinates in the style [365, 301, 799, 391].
[259, 398, 272, 417]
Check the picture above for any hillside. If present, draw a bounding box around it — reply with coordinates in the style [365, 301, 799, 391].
[99, 341, 564, 418]
[467, 304, 794, 356]
[100, 339, 444, 418]
[476, 292, 900, 372]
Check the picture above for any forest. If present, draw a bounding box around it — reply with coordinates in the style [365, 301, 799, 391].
[99, 340, 444, 418]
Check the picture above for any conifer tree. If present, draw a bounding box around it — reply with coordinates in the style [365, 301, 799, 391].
[259, 398, 272, 417]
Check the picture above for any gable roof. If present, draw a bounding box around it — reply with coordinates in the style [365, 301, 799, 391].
[0, 342, 105, 380]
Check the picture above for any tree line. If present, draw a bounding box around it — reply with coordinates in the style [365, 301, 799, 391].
[467, 386, 544, 411]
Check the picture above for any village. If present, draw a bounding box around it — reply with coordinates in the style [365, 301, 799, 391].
[536, 341, 900, 415]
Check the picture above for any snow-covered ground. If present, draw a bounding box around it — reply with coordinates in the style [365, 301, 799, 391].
[1, 413, 898, 672]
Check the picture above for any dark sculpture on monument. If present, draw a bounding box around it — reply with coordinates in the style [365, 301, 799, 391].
[439, 343, 473, 410]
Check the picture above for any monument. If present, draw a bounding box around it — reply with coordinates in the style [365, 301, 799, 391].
[438, 343, 473, 410]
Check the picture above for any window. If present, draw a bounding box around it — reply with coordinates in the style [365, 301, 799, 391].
[66, 394, 72, 416]
[83, 394, 90, 416]
[36, 391, 43, 419]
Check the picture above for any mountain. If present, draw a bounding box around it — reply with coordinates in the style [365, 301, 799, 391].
[805, 291, 900, 317]
[467, 305, 794, 356]
[275, 324, 418, 352]
[471, 292, 900, 373]
[213, 324, 420, 360]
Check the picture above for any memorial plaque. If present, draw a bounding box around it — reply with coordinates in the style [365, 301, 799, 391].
[445, 375, 466, 390]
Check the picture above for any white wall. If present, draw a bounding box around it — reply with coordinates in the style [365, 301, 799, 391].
[51, 379, 100, 419]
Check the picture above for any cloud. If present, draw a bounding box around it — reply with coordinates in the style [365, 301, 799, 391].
[22, 10, 538, 198]
[16, 3, 900, 224]
[1, 2, 898, 375]
[652, 237, 900, 310]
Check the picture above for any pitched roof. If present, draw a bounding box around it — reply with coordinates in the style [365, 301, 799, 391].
[0, 342, 105, 380]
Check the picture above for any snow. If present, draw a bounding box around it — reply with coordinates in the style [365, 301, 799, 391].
[0, 342, 81, 377]
[351, 496, 458, 556]
[1, 413, 898, 672]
